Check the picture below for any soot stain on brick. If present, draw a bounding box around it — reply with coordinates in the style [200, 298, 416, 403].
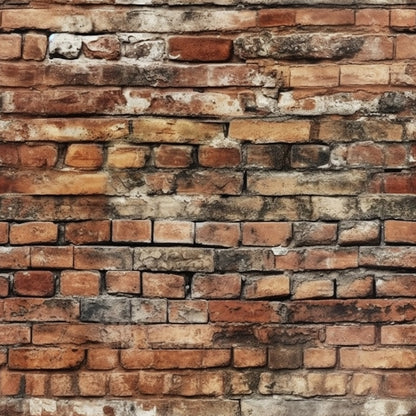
[378, 91, 408, 113]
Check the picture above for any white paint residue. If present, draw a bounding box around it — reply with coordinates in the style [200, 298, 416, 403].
[29, 398, 57, 416]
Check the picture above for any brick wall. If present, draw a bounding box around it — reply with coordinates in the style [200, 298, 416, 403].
[1, 0, 416, 415]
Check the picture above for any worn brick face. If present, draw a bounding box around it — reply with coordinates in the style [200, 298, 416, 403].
[0, 1, 415, 413]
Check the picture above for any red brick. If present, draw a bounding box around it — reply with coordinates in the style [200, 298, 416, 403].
[304, 348, 336, 368]
[346, 142, 384, 167]
[0, 371, 24, 396]
[0, 35, 22, 60]
[242, 222, 291, 246]
[397, 35, 416, 59]
[83, 35, 121, 60]
[376, 275, 416, 297]
[65, 220, 110, 244]
[144, 172, 176, 194]
[107, 145, 149, 168]
[121, 349, 230, 370]
[50, 374, 77, 397]
[0, 247, 30, 269]
[385, 144, 407, 168]
[243, 275, 290, 299]
[168, 36, 232, 62]
[293, 279, 334, 300]
[381, 324, 416, 345]
[9, 222, 58, 245]
[0, 324, 30, 345]
[0, 222, 8, 244]
[112, 220, 151, 243]
[74, 246, 132, 270]
[65, 144, 103, 169]
[23, 32, 48, 61]
[356, 9, 389, 26]
[391, 9, 416, 27]
[208, 300, 281, 323]
[198, 146, 241, 168]
[142, 272, 186, 299]
[109, 373, 138, 397]
[168, 300, 208, 323]
[296, 8, 355, 25]
[9, 348, 84, 370]
[60, 270, 100, 296]
[258, 9, 296, 27]
[233, 347, 267, 368]
[360, 246, 416, 269]
[326, 325, 376, 345]
[31, 246, 73, 269]
[106, 271, 141, 295]
[18, 144, 58, 168]
[14, 271, 55, 297]
[192, 273, 241, 299]
[4, 298, 79, 322]
[154, 145, 193, 168]
[196, 222, 240, 247]
[153, 220, 194, 244]
[304, 247, 358, 270]
[384, 373, 416, 398]
[0, 276, 9, 297]
[78, 372, 107, 396]
[25, 373, 48, 396]
[336, 276, 374, 299]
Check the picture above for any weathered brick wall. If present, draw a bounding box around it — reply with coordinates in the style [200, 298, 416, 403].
[1, 0, 416, 415]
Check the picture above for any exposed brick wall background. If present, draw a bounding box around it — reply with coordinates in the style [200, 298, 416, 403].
[1, 0, 416, 415]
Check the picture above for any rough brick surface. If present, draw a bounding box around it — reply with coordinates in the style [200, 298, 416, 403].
[0, 1, 415, 414]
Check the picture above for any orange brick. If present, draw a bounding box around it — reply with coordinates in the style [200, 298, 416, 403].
[25, 373, 48, 396]
[356, 9, 389, 26]
[229, 120, 311, 143]
[168, 36, 232, 62]
[60, 270, 100, 296]
[268, 346, 302, 369]
[107, 145, 149, 168]
[0, 276, 9, 297]
[296, 8, 354, 25]
[23, 32, 48, 61]
[352, 373, 381, 396]
[385, 220, 416, 243]
[293, 222, 337, 246]
[242, 222, 291, 246]
[83, 35, 121, 60]
[304, 348, 336, 368]
[258, 9, 296, 27]
[74, 246, 132, 270]
[233, 347, 267, 368]
[154, 145, 193, 168]
[0, 34, 22, 60]
[112, 220, 151, 243]
[106, 271, 141, 295]
[304, 248, 358, 270]
[326, 325, 376, 345]
[383, 372, 416, 398]
[87, 348, 119, 370]
[9, 348, 85, 370]
[142, 272, 186, 299]
[153, 220, 194, 244]
[0, 324, 30, 345]
[196, 222, 240, 247]
[78, 372, 107, 396]
[14, 271, 55, 297]
[293, 279, 334, 300]
[376, 275, 416, 297]
[336, 276, 374, 299]
[340, 64, 390, 85]
[10, 222, 58, 245]
[198, 146, 241, 168]
[0, 247, 30, 269]
[0, 371, 24, 396]
[65, 220, 110, 244]
[65, 144, 103, 169]
[50, 374, 77, 397]
[168, 300, 208, 323]
[192, 273, 241, 299]
[338, 221, 380, 245]
[243, 275, 290, 299]
[109, 373, 138, 397]
[0, 222, 8, 244]
[290, 65, 339, 88]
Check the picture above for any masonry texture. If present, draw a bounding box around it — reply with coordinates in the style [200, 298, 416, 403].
[1, 0, 416, 415]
